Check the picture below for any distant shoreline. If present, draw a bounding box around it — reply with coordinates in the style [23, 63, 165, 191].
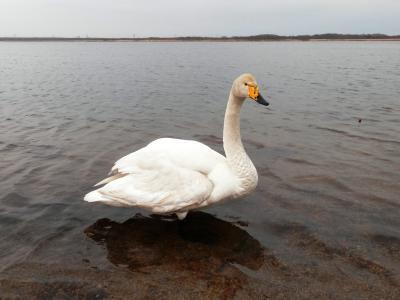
[1, 34, 400, 42]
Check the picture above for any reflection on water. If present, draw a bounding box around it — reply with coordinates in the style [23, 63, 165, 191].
[85, 212, 264, 296]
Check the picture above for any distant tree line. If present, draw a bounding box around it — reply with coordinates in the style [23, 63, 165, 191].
[1, 33, 399, 42]
[241, 33, 400, 41]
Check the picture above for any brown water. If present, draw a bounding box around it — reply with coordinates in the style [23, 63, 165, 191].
[0, 41, 400, 299]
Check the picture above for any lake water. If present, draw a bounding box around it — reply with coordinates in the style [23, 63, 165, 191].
[0, 41, 399, 298]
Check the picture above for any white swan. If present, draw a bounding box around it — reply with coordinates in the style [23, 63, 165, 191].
[84, 73, 269, 220]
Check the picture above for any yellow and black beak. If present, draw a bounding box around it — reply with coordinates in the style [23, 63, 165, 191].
[255, 93, 269, 106]
[248, 85, 269, 106]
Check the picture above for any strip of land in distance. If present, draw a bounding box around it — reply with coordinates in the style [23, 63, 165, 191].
[1, 33, 400, 42]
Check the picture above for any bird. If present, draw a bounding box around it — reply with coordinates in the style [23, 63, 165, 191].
[84, 73, 269, 220]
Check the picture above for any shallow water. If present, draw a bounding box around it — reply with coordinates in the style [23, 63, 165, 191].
[0, 41, 400, 298]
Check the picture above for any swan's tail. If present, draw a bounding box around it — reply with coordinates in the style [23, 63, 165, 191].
[84, 190, 106, 202]
[84, 190, 126, 207]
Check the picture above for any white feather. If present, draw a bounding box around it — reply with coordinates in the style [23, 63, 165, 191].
[84, 138, 228, 212]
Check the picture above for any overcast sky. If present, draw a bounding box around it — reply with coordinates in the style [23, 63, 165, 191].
[0, 0, 399, 37]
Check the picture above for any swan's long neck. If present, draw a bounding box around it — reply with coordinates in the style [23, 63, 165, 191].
[223, 92, 245, 158]
[223, 91, 258, 193]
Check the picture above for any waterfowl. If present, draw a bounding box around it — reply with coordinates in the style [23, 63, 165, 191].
[84, 73, 269, 220]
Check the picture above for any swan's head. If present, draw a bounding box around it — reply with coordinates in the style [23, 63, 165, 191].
[232, 73, 269, 106]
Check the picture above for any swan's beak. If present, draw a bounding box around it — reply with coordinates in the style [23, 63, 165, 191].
[248, 85, 259, 100]
[248, 85, 269, 106]
[256, 93, 269, 106]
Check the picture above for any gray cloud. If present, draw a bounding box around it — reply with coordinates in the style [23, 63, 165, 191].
[0, 0, 399, 37]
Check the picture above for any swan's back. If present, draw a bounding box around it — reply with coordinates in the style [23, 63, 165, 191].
[113, 138, 226, 175]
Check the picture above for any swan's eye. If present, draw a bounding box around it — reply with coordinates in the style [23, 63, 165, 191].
[244, 83, 248, 86]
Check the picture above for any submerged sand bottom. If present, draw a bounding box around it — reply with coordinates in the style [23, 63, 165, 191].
[1, 212, 399, 299]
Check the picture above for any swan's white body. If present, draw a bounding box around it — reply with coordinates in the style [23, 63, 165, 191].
[84, 74, 267, 219]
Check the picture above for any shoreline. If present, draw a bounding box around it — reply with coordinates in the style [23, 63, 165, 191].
[1, 39, 400, 43]
[1, 36, 400, 43]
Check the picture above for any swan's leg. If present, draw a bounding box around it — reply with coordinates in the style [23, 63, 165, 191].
[176, 211, 188, 220]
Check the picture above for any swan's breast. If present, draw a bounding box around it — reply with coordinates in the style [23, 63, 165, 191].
[227, 152, 259, 197]
[237, 164, 258, 196]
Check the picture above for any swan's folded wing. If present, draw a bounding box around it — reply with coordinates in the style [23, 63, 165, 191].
[110, 138, 226, 175]
[86, 157, 213, 213]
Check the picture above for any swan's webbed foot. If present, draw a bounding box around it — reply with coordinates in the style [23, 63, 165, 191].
[176, 211, 188, 220]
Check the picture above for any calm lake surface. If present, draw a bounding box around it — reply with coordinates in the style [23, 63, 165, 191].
[1, 41, 400, 298]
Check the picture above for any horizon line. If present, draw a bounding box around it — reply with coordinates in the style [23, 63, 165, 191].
[1, 33, 400, 40]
